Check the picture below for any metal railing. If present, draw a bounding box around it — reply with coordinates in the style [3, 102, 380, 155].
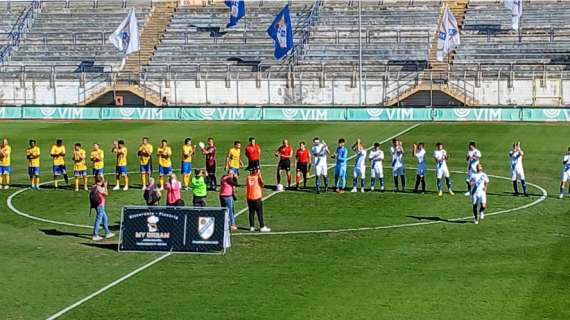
[0, 2, 36, 64]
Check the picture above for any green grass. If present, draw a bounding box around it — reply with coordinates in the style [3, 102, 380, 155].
[0, 121, 568, 320]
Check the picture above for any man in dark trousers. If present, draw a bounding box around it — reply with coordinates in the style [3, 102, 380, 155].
[246, 167, 271, 233]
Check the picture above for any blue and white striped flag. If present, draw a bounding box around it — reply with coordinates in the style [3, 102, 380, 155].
[504, 0, 523, 31]
[225, 0, 245, 28]
[436, 5, 461, 62]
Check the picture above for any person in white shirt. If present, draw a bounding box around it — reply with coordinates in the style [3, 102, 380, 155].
[559, 147, 570, 199]
[509, 142, 527, 196]
[368, 142, 384, 192]
[470, 163, 489, 225]
[465, 141, 482, 196]
[412, 142, 427, 193]
[390, 138, 405, 192]
[433, 142, 454, 196]
[311, 137, 330, 194]
[351, 139, 367, 193]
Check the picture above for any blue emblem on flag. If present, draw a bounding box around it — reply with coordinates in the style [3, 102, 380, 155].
[267, 4, 294, 60]
[225, 0, 245, 28]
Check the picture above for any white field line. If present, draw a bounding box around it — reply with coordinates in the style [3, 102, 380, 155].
[235, 123, 423, 218]
[34, 123, 423, 319]
[44, 252, 173, 320]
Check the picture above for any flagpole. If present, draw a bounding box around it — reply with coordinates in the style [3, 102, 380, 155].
[358, 0, 363, 107]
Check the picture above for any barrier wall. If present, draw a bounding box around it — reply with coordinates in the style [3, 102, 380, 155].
[1, 106, 570, 122]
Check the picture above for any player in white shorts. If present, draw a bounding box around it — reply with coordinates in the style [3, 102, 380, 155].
[559, 147, 570, 199]
[470, 163, 489, 225]
[311, 137, 330, 194]
[509, 142, 528, 196]
[465, 141, 482, 196]
[368, 142, 384, 192]
[351, 139, 367, 193]
[390, 138, 405, 192]
[433, 142, 454, 196]
[412, 142, 427, 193]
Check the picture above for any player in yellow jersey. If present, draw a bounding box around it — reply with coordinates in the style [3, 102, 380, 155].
[181, 137, 195, 191]
[138, 137, 154, 190]
[225, 140, 244, 178]
[157, 139, 173, 190]
[50, 139, 69, 189]
[112, 140, 129, 191]
[26, 139, 41, 190]
[0, 138, 12, 189]
[90, 143, 105, 179]
[73, 143, 88, 191]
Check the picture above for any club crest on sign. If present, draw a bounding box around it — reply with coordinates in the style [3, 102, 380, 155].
[198, 217, 215, 240]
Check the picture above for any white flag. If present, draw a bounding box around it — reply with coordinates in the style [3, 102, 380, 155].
[504, 0, 523, 31]
[436, 6, 461, 62]
[109, 8, 140, 55]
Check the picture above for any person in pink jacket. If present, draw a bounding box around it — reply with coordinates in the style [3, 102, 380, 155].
[165, 173, 183, 206]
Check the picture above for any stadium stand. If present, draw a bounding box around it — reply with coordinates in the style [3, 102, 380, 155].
[455, 0, 570, 71]
[5, 0, 151, 72]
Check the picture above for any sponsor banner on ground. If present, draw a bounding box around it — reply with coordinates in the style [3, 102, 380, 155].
[100, 107, 179, 120]
[434, 108, 521, 122]
[346, 108, 432, 121]
[0, 106, 22, 119]
[21, 107, 101, 120]
[119, 206, 230, 254]
[522, 108, 570, 122]
[263, 108, 346, 121]
[180, 107, 262, 121]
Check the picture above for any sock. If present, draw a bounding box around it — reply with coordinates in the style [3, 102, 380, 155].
[400, 175, 406, 190]
[296, 174, 301, 186]
[370, 177, 376, 188]
[379, 178, 384, 188]
[63, 173, 69, 184]
[324, 176, 329, 190]
[414, 175, 420, 191]
[287, 173, 291, 186]
[183, 175, 190, 187]
[75, 178, 79, 190]
[116, 178, 120, 187]
[277, 173, 281, 185]
[84, 177, 88, 189]
[361, 179, 365, 189]
[393, 176, 399, 190]
[473, 205, 478, 220]
[5, 174, 10, 186]
[142, 174, 147, 188]
[316, 176, 320, 190]
[421, 177, 426, 192]
[352, 177, 357, 188]
[521, 179, 527, 194]
[437, 178, 442, 192]
[160, 176, 164, 189]
[124, 176, 129, 187]
[480, 206, 485, 215]
[303, 172, 307, 188]
[54, 178, 59, 188]
[466, 181, 471, 192]
[560, 186, 564, 195]
[446, 177, 452, 190]
[36, 176, 40, 186]
[513, 181, 519, 194]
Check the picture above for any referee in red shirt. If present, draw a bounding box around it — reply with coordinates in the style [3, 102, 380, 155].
[245, 137, 261, 171]
[275, 139, 293, 189]
[295, 141, 311, 189]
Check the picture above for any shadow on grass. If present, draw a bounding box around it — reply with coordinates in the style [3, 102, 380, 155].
[81, 242, 119, 251]
[40, 228, 92, 239]
[407, 215, 470, 224]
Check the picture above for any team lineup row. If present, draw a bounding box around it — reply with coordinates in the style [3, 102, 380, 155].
[0, 136, 568, 198]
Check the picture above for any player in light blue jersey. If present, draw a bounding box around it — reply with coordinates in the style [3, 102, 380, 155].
[412, 142, 427, 193]
[559, 147, 570, 199]
[351, 139, 366, 193]
[333, 138, 348, 193]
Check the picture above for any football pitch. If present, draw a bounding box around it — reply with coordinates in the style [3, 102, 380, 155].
[0, 121, 569, 320]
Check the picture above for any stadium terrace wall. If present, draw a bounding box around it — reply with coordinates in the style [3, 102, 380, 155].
[0, 77, 569, 106]
[1, 106, 570, 122]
